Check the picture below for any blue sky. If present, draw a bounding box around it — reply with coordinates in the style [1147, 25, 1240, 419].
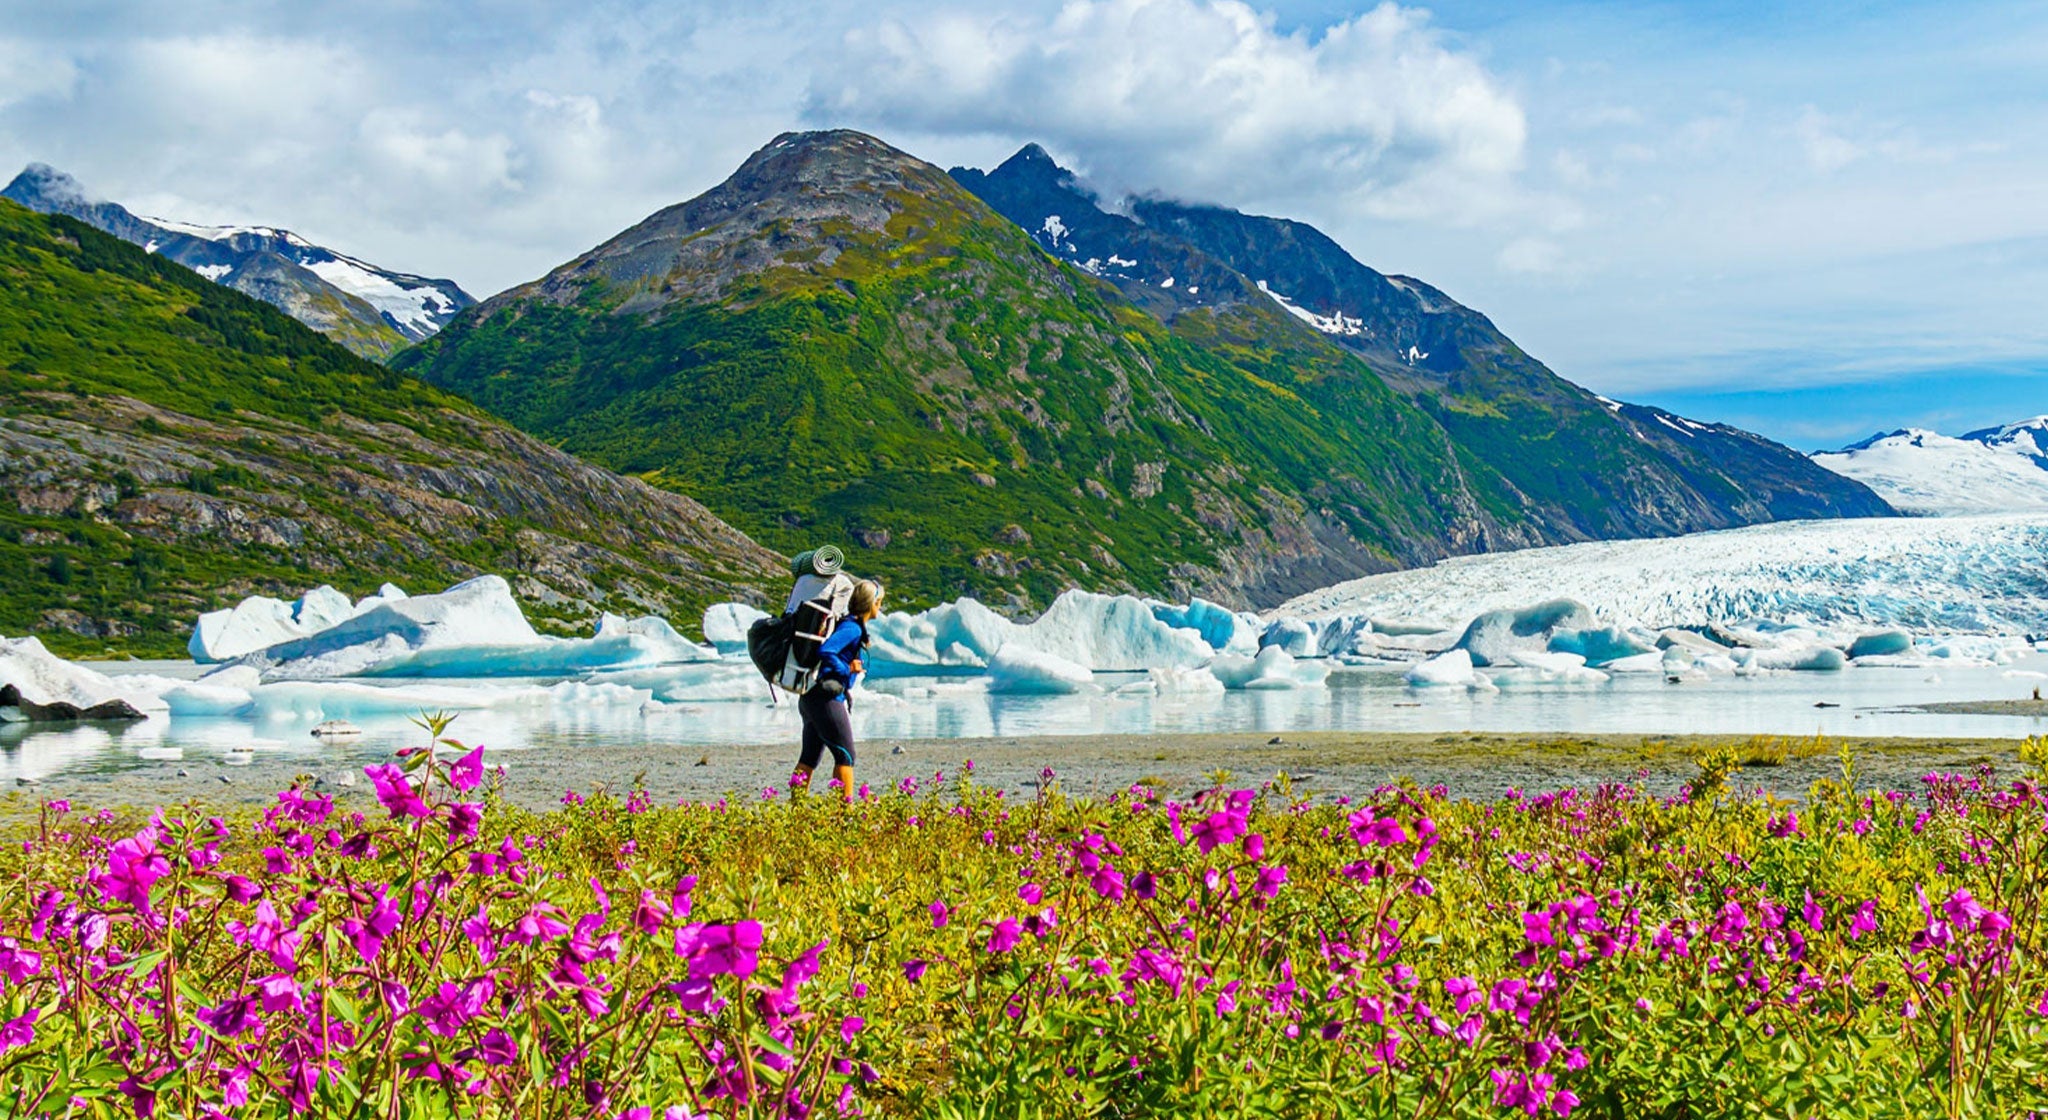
[0, 0, 2041, 448]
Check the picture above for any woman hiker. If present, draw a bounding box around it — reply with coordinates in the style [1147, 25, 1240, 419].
[796, 578, 884, 799]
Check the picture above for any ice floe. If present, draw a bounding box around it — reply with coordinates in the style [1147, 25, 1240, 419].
[987, 646, 1096, 695]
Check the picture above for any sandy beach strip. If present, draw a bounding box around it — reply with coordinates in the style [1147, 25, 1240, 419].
[5, 729, 2029, 813]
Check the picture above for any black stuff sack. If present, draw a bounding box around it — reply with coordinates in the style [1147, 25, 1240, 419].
[746, 613, 797, 685]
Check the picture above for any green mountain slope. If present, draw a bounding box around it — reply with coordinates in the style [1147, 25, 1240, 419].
[952, 145, 1892, 534]
[397, 131, 1551, 610]
[0, 199, 784, 656]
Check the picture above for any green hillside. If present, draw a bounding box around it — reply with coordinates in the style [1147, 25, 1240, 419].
[397, 131, 1534, 610]
[0, 199, 784, 656]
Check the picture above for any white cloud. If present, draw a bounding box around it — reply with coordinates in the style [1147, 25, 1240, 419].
[0, 38, 79, 110]
[808, 0, 1528, 223]
[357, 110, 520, 197]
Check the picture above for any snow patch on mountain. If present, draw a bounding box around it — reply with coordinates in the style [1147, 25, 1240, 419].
[1256, 280, 1366, 337]
[302, 255, 460, 336]
[1813, 424, 2048, 516]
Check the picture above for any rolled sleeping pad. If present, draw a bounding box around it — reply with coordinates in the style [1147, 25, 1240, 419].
[807, 545, 845, 576]
[789, 549, 814, 577]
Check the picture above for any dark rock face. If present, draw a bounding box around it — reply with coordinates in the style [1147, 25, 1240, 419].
[2, 163, 474, 358]
[0, 683, 146, 722]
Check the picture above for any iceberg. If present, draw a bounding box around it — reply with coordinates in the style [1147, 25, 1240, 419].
[214, 576, 718, 679]
[1, 636, 168, 720]
[161, 666, 263, 718]
[354, 583, 409, 614]
[703, 603, 770, 654]
[234, 576, 543, 677]
[189, 596, 302, 664]
[1745, 646, 1848, 672]
[1150, 598, 1263, 655]
[869, 590, 1213, 672]
[1847, 630, 1913, 659]
[1259, 617, 1316, 657]
[1454, 600, 1598, 667]
[188, 584, 365, 663]
[987, 646, 1096, 694]
[1547, 626, 1656, 667]
[596, 662, 774, 704]
[1405, 649, 1495, 691]
[1147, 665, 1226, 696]
[1496, 650, 1611, 688]
[1209, 647, 1328, 690]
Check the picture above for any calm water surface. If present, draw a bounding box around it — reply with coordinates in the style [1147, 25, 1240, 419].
[3, 655, 2044, 783]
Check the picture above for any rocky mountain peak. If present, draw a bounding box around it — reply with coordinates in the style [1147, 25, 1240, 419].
[3, 163, 91, 207]
[505, 129, 997, 313]
[988, 143, 1085, 194]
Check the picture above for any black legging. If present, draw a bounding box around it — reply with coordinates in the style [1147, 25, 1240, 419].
[797, 687, 856, 769]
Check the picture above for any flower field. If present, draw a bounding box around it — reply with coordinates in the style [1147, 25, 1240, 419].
[3, 726, 2047, 1118]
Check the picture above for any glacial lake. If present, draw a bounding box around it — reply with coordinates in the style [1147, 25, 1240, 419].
[3, 654, 2046, 784]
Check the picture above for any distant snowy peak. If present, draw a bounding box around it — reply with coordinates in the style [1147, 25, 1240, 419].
[1813, 422, 2048, 516]
[1963, 416, 2048, 469]
[2, 162, 474, 357]
[133, 213, 471, 342]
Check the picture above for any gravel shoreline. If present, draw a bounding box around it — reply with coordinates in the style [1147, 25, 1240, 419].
[7, 729, 2028, 813]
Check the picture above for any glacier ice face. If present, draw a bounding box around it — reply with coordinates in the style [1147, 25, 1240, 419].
[986, 646, 1096, 694]
[703, 603, 769, 653]
[870, 589, 1213, 672]
[1, 636, 167, 720]
[1282, 514, 2048, 638]
[1454, 600, 1598, 667]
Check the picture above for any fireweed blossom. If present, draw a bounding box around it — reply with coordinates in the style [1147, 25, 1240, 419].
[4, 749, 2048, 1115]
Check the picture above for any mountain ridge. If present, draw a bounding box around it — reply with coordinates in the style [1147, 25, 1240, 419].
[0, 197, 784, 656]
[2, 163, 475, 359]
[399, 130, 1891, 612]
[951, 144, 1893, 534]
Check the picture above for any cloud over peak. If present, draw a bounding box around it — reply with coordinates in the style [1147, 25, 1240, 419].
[807, 0, 1526, 222]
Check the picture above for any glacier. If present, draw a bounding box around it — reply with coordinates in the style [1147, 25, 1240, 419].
[1282, 514, 2048, 639]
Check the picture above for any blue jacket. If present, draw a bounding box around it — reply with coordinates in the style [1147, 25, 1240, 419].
[815, 617, 866, 697]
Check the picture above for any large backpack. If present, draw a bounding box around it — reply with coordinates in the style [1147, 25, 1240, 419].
[746, 571, 855, 694]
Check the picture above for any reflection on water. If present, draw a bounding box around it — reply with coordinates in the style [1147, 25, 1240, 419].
[5, 656, 2046, 783]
